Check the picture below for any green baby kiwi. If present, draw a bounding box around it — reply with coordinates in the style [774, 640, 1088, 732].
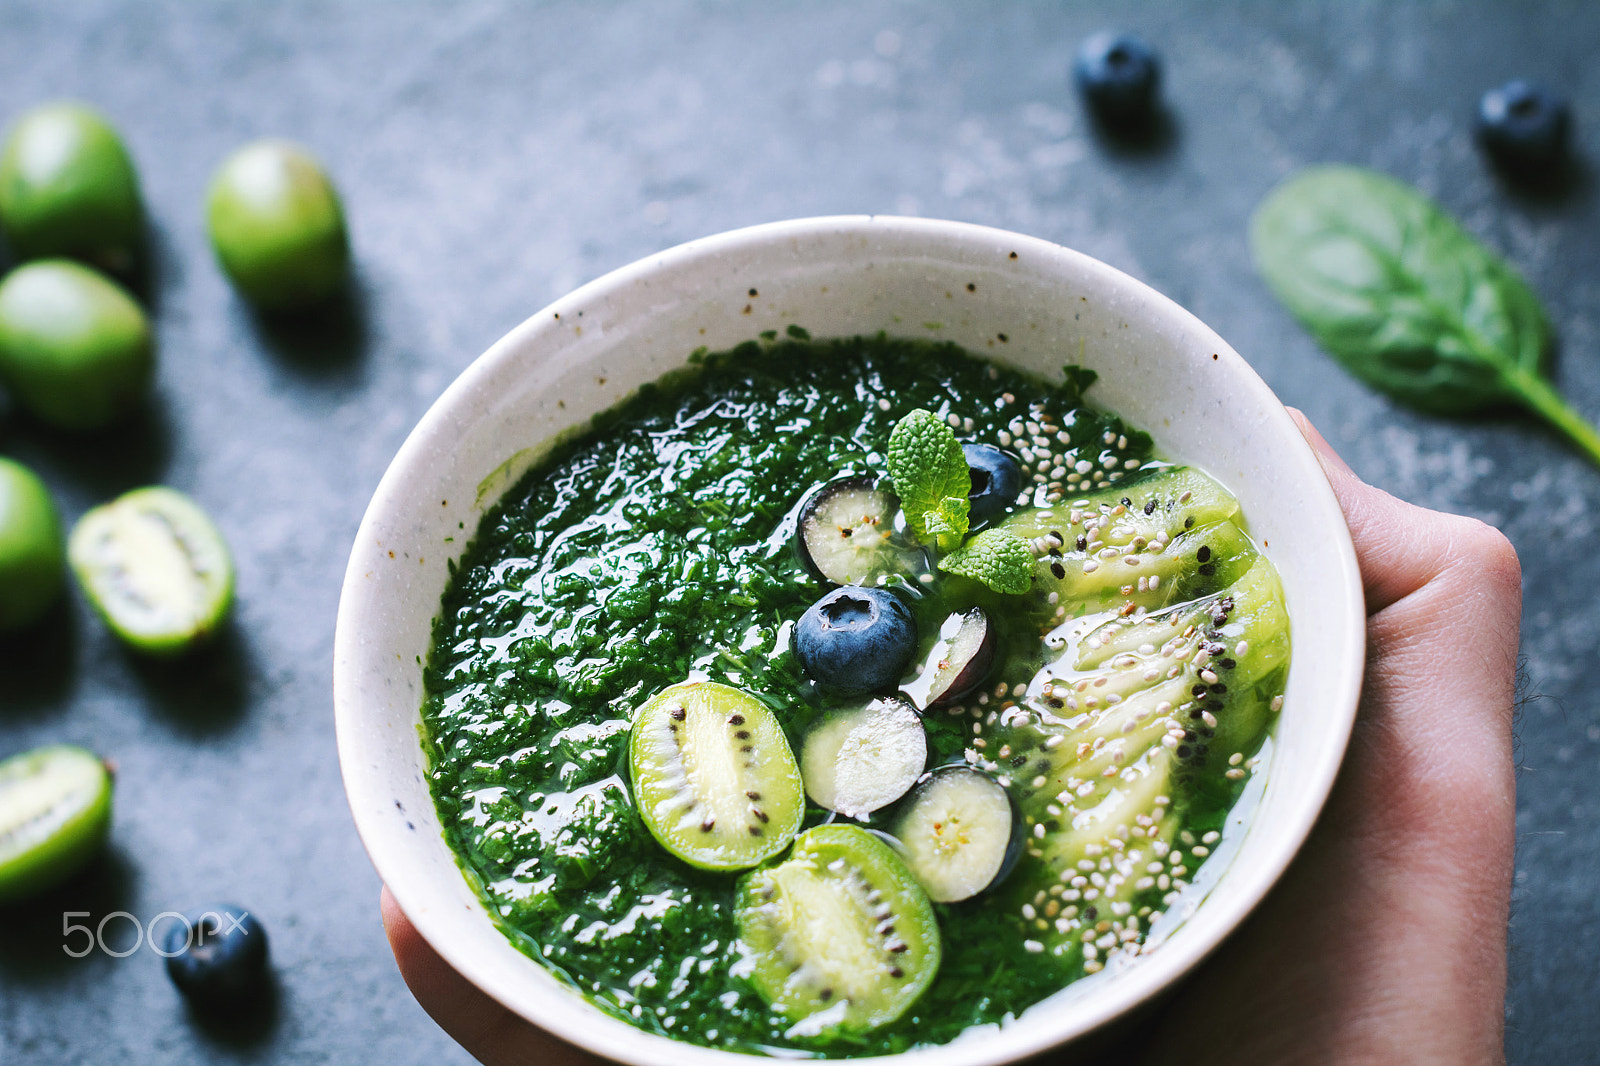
[0, 260, 153, 431]
[0, 102, 143, 273]
[0, 457, 65, 632]
[69, 486, 235, 656]
[0, 745, 113, 905]
[206, 140, 349, 310]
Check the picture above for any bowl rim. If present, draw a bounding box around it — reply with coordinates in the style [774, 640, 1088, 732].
[335, 214, 1364, 1065]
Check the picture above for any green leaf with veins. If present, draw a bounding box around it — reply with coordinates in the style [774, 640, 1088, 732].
[887, 408, 971, 549]
[938, 528, 1034, 595]
[1250, 164, 1600, 467]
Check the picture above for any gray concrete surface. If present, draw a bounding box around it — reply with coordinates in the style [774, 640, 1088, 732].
[0, 2, 1594, 1063]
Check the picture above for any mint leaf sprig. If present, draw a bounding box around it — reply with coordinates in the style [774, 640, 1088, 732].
[886, 408, 971, 553]
[939, 529, 1034, 595]
[886, 408, 1035, 595]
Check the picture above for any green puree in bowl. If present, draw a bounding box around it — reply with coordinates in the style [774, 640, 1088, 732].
[421, 335, 1288, 1057]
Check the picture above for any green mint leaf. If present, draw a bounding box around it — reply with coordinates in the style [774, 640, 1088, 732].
[1250, 164, 1600, 467]
[939, 529, 1034, 595]
[887, 409, 970, 545]
[921, 496, 968, 539]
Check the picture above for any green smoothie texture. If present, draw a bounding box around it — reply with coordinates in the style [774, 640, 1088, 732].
[421, 334, 1287, 1056]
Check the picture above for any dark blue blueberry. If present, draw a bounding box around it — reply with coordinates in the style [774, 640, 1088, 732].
[794, 586, 917, 695]
[962, 443, 1022, 523]
[1074, 32, 1161, 121]
[161, 904, 268, 1008]
[1476, 80, 1570, 170]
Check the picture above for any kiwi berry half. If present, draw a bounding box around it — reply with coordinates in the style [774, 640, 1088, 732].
[68, 486, 234, 656]
[629, 681, 804, 871]
[1007, 551, 1288, 942]
[0, 744, 113, 905]
[735, 824, 941, 1037]
[1001, 466, 1249, 608]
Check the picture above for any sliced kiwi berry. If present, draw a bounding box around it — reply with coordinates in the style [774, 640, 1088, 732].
[892, 766, 1022, 903]
[1000, 466, 1247, 609]
[800, 696, 926, 819]
[796, 476, 926, 587]
[900, 608, 996, 711]
[735, 824, 941, 1036]
[0, 744, 113, 905]
[68, 487, 234, 656]
[1005, 553, 1289, 938]
[629, 681, 804, 871]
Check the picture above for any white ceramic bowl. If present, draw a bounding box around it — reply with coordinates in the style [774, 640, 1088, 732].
[335, 216, 1364, 1065]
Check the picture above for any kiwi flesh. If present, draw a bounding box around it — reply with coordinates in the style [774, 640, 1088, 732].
[67, 486, 234, 656]
[999, 466, 1250, 609]
[0, 744, 113, 905]
[1002, 532, 1289, 951]
[735, 824, 940, 1036]
[629, 681, 804, 871]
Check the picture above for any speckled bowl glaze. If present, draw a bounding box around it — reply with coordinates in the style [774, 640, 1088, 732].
[335, 216, 1364, 1065]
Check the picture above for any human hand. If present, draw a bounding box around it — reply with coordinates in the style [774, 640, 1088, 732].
[381, 412, 1519, 1066]
[1139, 412, 1518, 1065]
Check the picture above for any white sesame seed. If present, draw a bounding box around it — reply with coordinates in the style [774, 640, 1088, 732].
[1022, 903, 1037, 920]
[1075, 459, 1094, 474]
[1226, 768, 1245, 780]
[877, 397, 891, 410]
[1270, 695, 1284, 712]
[1235, 640, 1249, 656]
[1024, 939, 1044, 954]
[1202, 831, 1219, 844]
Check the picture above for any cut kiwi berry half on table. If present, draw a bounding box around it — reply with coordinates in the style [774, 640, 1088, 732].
[68, 486, 234, 656]
[892, 766, 1023, 903]
[0, 744, 113, 905]
[800, 696, 927, 819]
[629, 681, 804, 871]
[735, 824, 941, 1036]
[901, 608, 996, 711]
[795, 475, 926, 587]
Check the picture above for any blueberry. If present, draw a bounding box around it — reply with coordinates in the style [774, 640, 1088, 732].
[161, 904, 268, 1008]
[1476, 80, 1570, 171]
[794, 586, 917, 695]
[1073, 32, 1161, 121]
[962, 443, 1022, 523]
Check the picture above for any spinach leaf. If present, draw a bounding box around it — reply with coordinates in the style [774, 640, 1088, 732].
[1250, 164, 1600, 465]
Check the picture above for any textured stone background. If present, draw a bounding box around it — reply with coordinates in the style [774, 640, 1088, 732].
[0, 2, 1594, 1063]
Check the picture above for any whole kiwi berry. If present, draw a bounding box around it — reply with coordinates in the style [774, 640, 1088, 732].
[0, 102, 144, 275]
[206, 140, 349, 312]
[0, 457, 65, 632]
[0, 259, 154, 432]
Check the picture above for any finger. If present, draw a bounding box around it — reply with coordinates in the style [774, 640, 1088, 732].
[1288, 409, 1515, 615]
[381, 886, 606, 1066]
